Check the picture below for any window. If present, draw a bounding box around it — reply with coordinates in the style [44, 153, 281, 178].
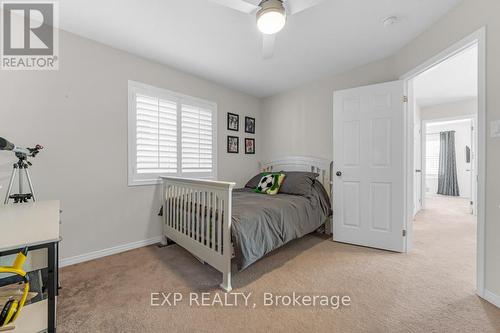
[128, 81, 217, 185]
[426, 133, 440, 177]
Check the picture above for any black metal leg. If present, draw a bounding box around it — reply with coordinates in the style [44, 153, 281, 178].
[55, 242, 60, 295]
[47, 242, 57, 333]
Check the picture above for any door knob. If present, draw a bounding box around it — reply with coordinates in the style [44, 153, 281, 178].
[336, 171, 342, 177]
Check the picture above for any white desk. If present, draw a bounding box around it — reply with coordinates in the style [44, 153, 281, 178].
[0, 201, 60, 252]
[0, 201, 60, 333]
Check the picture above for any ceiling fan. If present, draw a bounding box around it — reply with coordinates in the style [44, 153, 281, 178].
[209, 0, 325, 59]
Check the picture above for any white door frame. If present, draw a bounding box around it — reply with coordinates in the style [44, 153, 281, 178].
[400, 26, 486, 298]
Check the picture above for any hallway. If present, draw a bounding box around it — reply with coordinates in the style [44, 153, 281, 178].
[414, 195, 476, 286]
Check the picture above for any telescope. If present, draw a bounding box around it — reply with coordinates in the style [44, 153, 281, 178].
[0, 137, 43, 159]
[0, 137, 43, 204]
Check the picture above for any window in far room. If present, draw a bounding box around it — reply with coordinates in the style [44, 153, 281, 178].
[425, 133, 440, 177]
[128, 81, 217, 185]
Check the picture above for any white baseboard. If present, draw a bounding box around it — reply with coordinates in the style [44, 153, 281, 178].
[483, 289, 500, 308]
[59, 236, 162, 267]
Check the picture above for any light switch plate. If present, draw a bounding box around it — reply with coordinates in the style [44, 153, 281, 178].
[490, 120, 500, 138]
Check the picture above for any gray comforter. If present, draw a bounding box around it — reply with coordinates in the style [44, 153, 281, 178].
[231, 182, 331, 270]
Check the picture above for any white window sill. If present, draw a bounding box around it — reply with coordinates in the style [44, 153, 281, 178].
[128, 175, 216, 187]
[128, 178, 163, 187]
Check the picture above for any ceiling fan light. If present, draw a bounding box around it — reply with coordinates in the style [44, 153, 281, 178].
[256, 0, 286, 34]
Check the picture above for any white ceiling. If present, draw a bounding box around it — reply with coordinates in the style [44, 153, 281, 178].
[59, 0, 461, 97]
[414, 44, 478, 108]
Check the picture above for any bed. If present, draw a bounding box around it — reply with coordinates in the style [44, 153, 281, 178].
[160, 156, 332, 291]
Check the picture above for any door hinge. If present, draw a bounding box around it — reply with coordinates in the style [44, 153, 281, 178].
[403, 96, 408, 103]
[402, 230, 407, 237]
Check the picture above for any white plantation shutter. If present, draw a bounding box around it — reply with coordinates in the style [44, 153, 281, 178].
[128, 81, 217, 185]
[136, 94, 177, 174]
[426, 133, 440, 176]
[181, 103, 214, 175]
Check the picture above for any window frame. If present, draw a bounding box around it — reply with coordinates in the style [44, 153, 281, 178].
[128, 80, 218, 186]
[425, 133, 440, 178]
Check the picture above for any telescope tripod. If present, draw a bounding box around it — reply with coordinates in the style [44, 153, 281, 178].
[4, 156, 36, 204]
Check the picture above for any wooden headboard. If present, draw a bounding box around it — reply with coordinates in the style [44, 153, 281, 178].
[260, 156, 333, 197]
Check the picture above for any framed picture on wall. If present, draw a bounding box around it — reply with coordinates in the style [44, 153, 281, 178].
[227, 113, 239, 131]
[245, 116, 255, 134]
[227, 136, 239, 153]
[245, 138, 255, 154]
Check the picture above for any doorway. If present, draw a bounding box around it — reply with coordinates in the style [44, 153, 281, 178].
[402, 27, 485, 297]
[422, 117, 477, 214]
[331, 27, 486, 298]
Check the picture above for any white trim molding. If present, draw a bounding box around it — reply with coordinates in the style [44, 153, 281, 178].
[59, 236, 161, 267]
[483, 290, 500, 308]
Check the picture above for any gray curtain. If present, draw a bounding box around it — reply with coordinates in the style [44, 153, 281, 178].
[437, 131, 460, 196]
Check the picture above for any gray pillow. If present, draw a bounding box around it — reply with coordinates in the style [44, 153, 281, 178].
[245, 173, 267, 189]
[279, 171, 319, 196]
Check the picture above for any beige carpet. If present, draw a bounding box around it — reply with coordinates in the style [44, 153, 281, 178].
[58, 196, 500, 332]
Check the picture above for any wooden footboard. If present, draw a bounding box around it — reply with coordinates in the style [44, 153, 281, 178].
[160, 176, 235, 291]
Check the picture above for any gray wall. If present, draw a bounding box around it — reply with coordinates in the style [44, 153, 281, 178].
[261, 58, 395, 161]
[0, 30, 261, 261]
[262, 0, 500, 298]
[421, 99, 477, 121]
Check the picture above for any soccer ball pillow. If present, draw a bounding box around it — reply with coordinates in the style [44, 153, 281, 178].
[254, 172, 286, 195]
[267, 173, 286, 195]
[255, 174, 275, 194]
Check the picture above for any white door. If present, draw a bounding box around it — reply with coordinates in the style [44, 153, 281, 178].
[333, 80, 406, 252]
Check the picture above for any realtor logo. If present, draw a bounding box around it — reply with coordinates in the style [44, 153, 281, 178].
[1, 1, 59, 70]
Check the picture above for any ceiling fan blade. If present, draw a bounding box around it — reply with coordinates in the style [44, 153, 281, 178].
[287, 0, 325, 15]
[208, 0, 260, 14]
[262, 34, 276, 59]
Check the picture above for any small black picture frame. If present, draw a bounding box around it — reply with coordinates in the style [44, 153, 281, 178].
[245, 116, 255, 134]
[227, 113, 239, 131]
[245, 138, 255, 154]
[227, 136, 239, 153]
